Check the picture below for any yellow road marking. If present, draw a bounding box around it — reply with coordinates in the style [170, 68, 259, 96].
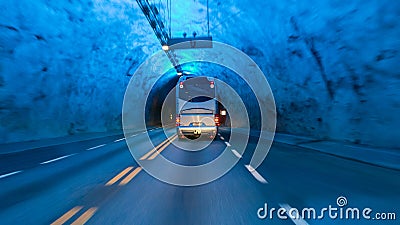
[105, 167, 134, 186]
[71, 207, 98, 225]
[139, 148, 157, 160]
[119, 167, 142, 186]
[148, 135, 177, 160]
[51, 206, 83, 225]
[140, 134, 177, 160]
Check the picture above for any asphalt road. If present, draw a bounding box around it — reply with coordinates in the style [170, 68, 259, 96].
[0, 128, 399, 225]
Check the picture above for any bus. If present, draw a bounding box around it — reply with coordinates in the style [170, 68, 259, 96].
[176, 76, 219, 139]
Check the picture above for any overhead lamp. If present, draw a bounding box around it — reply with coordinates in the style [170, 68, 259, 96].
[162, 45, 169, 51]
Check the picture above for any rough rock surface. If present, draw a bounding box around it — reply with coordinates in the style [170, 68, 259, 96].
[1, 0, 399, 148]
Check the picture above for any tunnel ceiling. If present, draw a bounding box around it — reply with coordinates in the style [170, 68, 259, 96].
[1, 0, 399, 148]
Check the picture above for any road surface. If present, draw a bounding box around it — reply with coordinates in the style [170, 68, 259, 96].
[0, 128, 399, 224]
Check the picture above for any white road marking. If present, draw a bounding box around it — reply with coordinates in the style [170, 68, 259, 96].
[245, 165, 268, 184]
[86, 144, 106, 150]
[131, 134, 137, 137]
[224, 142, 231, 147]
[218, 133, 221, 136]
[231, 149, 242, 158]
[113, 138, 125, 143]
[0, 170, 22, 179]
[40, 154, 75, 165]
[142, 131, 147, 134]
[220, 136, 225, 140]
[279, 203, 310, 225]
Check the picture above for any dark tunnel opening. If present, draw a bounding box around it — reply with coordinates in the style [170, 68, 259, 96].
[145, 73, 179, 127]
[144, 62, 262, 132]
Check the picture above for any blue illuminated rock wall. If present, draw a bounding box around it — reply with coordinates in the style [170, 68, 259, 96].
[0, 0, 158, 142]
[208, 0, 400, 148]
[1, 0, 399, 148]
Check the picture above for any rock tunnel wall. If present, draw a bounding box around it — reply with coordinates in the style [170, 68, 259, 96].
[210, 0, 400, 148]
[0, 0, 158, 142]
[1, 0, 399, 148]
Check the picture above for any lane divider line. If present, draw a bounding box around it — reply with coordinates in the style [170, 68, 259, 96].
[119, 167, 142, 186]
[142, 131, 147, 134]
[231, 149, 242, 158]
[225, 142, 231, 147]
[113, 138, 125, 143]
[105, 167, 134, 186]
[86, 144, 106, 151]
[131, 134, 137, 137]
[245, 165, 268, 184]
[140, 134, 177, 160]
[70, 207, 98, 225]
[51, 206, 83, 225]
[220, 136, 225, 140]
[279, 203, 310, 225]
[147, 136, 178, 160]
[40, 154, 75, 165]
[0, 170, 22, 179]
[140, 149, 158, 160]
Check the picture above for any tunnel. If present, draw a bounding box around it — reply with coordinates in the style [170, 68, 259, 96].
[0, 0, 399, 224]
